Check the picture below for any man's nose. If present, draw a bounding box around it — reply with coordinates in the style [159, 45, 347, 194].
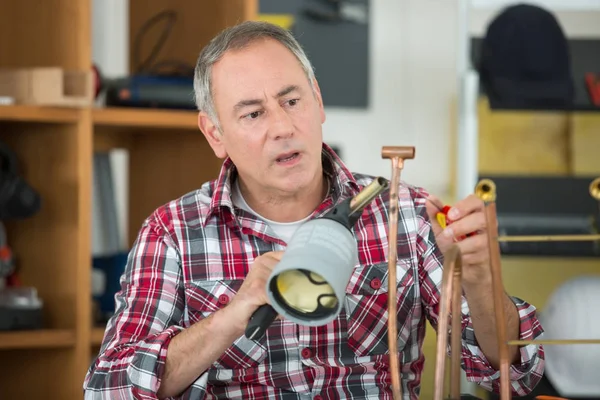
[267, 105, 294, 140]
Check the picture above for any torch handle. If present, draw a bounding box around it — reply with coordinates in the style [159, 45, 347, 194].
[245, 304, 278, 341]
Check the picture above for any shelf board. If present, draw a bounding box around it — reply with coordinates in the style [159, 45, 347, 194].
[0, 105, 80, 123]
[0, 329, 76, 350]
[90, 326, 106, 346]
[93, 107, 199, 131]
[0, 105, 201, 130]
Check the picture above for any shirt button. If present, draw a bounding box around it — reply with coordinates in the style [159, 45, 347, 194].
[370, 277, 382, 290]
[301, 347, 313, 359]
[218, 294, 229, 305]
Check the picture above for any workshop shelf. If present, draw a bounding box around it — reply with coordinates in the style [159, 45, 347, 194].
[90, 326, 106, 346]
[92, 106, 222, 244]
[0, 329, 76, 350]
[0, 105, 80, 124]
[0, 1, 255, 398]
[93, 107, 199, 131]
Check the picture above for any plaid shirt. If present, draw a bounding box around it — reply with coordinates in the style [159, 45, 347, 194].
[84, 145, 544, 399]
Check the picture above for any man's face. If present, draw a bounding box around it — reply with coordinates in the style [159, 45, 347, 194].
[199, 38, 326, 195]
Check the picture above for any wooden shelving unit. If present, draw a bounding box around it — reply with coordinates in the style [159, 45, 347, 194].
[90, 327, 106, 347]
[0, 1, 257, 399]
[0, 105, 80, 123]
[93, 107, 199, 130]
[0, 329, 76, 350]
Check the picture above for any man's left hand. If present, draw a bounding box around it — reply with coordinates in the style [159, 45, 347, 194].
[425, 194, 494, 286]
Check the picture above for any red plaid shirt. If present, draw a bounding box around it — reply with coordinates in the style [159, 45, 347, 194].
[84, 145, 544, 399]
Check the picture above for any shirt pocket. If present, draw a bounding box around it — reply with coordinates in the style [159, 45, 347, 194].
[184, 279, 268, 370]
[343, 259, 415, 357]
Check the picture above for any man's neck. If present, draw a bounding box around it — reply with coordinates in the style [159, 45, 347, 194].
[236, 174, 328, 223]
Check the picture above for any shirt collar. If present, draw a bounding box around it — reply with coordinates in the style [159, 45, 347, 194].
[204, 143, 361, 226]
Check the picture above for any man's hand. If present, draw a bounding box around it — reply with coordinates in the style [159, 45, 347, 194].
[228, 251, 284, 331]
[425, 195, 522, 368]
[425, 194, 494, 286]
[157, 251, 284, 398]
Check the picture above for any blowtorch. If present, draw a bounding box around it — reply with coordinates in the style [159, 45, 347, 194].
[245, 176, 390, 341]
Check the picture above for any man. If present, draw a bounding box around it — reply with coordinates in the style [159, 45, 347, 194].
[83, 21, 544, 399]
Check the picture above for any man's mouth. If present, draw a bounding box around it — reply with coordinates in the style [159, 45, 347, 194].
[276, 152, 299, 163]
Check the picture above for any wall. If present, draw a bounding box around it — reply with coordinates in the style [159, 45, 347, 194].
[322, 0, 458, 197]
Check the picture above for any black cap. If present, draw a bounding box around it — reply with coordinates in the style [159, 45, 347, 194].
[478, 3, 575, 110]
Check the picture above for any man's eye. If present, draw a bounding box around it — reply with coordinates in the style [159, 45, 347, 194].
[244, 111, 261, 119]
[287, 99, 299, 106]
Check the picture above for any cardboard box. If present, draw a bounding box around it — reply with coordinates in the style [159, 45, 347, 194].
[0, 67, 92, 107]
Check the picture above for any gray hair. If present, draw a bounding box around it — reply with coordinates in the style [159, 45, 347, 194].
[193, 21, 316, 130]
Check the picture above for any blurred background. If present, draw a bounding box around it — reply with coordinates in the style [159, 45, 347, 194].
[0, 0, 598, 399]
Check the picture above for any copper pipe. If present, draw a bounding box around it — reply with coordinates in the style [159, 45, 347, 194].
[508, 339, 600, 346]
[497, 234, 600, 242]
[484, 200, 511, 400]
[450, 259, 462, 399]
[474, 178, 496, 203]
[433, 245, 463, 400]
[382, 146, 415, 400]
[589, 177, 600, 200]
[387, 157, 402, 400]
[474, 177, 600, 400]
[431, 176, 600, 399]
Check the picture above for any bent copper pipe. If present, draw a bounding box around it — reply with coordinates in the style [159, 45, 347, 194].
[484, 200, 511, 399]
[432, 244, 463, 400]
[475, 179, 511, 399]
[433, 181, 511, 399]
[589, 176, 600, 201]
[432, 177, 600, 399]
[471, 177, 600, 399]
[382, 146, 415, 400]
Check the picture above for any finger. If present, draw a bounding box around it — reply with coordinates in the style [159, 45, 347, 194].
[442, 212, 486, 238]
[426, 197, 443, 218]
[455, 234, 489, 258]
[460, 251, 489, 268]
[446, 195, 485, 221]
[426, 201, 444, 232]
[425, 196, 446, 236]
[247, 271, 272, 294]
[258, 255, 282, 270]
[426, 195, 444, 211]
[264, 251, 284, 261]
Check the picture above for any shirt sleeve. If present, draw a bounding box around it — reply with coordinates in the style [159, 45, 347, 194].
[411, 186, 545, 396]
[83, 213, 185, 399]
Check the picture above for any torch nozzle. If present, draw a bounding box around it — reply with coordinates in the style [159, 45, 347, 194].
[349, 177, 389, 215]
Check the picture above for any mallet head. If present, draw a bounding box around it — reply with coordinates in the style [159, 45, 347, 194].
[381, 146, 415, 160]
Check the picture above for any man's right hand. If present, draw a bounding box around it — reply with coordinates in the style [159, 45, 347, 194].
[156, 250, 284, 399]
[226, 251, 284, 331]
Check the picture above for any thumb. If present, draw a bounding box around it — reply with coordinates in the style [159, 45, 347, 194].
[425, 196, 445, 236]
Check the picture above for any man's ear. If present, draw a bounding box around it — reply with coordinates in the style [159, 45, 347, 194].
[312, 78, 326, 124]
[198, 112, 227, 159]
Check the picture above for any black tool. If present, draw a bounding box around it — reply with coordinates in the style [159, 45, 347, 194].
[243, 177, 390, 342]
[0, 141, 41, 220]
[245, 304, 278, 341]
